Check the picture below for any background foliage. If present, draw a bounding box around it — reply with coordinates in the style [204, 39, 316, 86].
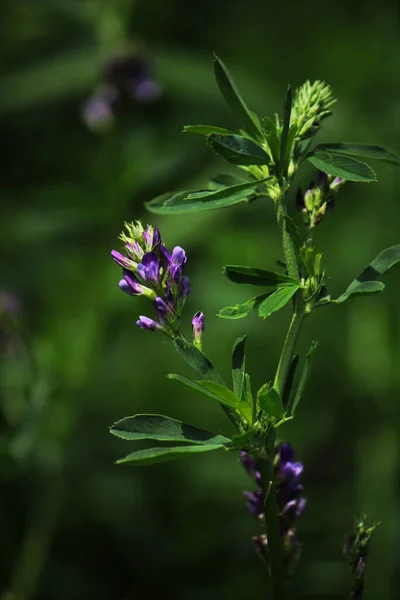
[1, 1, 400, 598]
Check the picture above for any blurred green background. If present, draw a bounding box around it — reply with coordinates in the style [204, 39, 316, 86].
[1, 1, 400, 598]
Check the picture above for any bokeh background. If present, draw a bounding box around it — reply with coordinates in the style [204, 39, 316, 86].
[1, 1, 400, 598]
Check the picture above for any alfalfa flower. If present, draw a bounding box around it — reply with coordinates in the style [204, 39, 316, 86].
[111, 222, 190, 338]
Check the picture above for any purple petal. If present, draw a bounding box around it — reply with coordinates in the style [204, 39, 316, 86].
[180, 276, 191, 298]
[119, 279, 135, 295]
[192, 311, 205, 336]
[241, 452, 259, 480]
[111, 250, 133, 269]
[153, 227, 161, 247]
[136, 316, 161, 331]
[123, 270, 144, 295]
[171, 246, 187, 267]
[142, 251, 160, 283]
[154, 296, 170, 316]
[278, 443, 295, 464]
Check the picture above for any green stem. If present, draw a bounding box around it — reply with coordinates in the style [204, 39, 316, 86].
[274, 310, 305, 397]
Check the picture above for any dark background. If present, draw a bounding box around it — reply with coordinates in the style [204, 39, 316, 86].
[1, 1, 400, 598]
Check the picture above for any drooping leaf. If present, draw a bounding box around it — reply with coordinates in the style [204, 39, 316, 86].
[207, 173, 245, 190]
[110, 414, 231, 445]
[183, 124, 233, 135]
[168, 374, 236, 409]
[314, 143, 400, 166]
[213, 54, 262, 139]
[146, 188, 252, 215]
[335, 281, 385, 303]
[218, 292, 273, 320]
[185, 177, 270, 202]
[173, 339, 225, 384]
[207, 134, 270, 166]
[335, 245, 400, 303]
[258, 285, 300, 318]
[116, 444, 225, 466]
[224, 265, 298, 286]
[288, 342, 318, 416]
[280, 85, 292, 172]
[257, 384, 284, 419]
[307, 151, 377, 182]
[232, 336, 246, 400]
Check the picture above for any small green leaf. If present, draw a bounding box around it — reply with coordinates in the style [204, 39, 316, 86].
[261, 116, 277, 136]
[110, 414, 231, 445]
[116, 444, 225, 466]
[207, 173, 245, 190]
[146, 188, 251, 215]
[207, 134, 270, 166]
[185, 177, 270, 202]
[213, 54, 262, 139]
[257, 384, 284, 419]
[336, 281, 385, 303]
[288, 342, 318, 416]
[168, 374, 236, 409]
[282, 355, 299, 410]
[183, 125, 233, 135]
[335, 244, 400, 303]
[224, 265, 298, 286]
[243, 373, 254, 422]
[218, 292, 273, 319]
[280, 85, 292, 172]
[173, 339, 225, 384]
[258, 285, 300, 318]
[307, 151, 377, 182]
[232, 336, 246, 400]
[314, 143, 400, 166]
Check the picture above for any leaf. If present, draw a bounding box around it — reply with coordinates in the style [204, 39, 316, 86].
[288, 342, 318, 416]
[110, 414, 231, 446]
[185, 177, 270, 202]
[307, 151, 377, 182]
[183, 125, 233, 135]
[218, 292, 273, 320]
[335, 244, 400, 303]
[168, 374, 236, 409]
[314, 143, 400, 166]
[243, 373, 254, 422]
[207, 173, 245, 190]
[207, 134, 270, 166]
[224, 265, 298, 287]
[146, 188, 252, 215]
[173, 339, 225, 384]
[258, 285, 300, 318]
[261, 116, 277, 136]
[116, 444, 225, 466]
[257, 384, 284, 419]
[335, 281, 385, 304]
[280, 85, 292, 171]
[213, 54, 262, 140]
[232, 336, 246, 400]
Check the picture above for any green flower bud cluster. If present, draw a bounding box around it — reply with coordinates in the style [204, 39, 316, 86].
[291, 80, 336, 140]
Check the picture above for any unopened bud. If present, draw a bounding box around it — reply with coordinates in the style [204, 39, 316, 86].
[192, 311, 205, 350]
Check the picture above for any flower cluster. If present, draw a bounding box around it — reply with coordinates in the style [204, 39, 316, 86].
[112, 222, 190, 338]
[82, 51, 162, 131]
[296, 171, 344, 228]
[241, 443, 306, 572]
[343, 516, 379, 600]
[291, 80, 336, 140]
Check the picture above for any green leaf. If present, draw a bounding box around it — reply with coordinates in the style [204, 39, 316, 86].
[224, 265, 298, 287]
[258, 285, 300, 318]
[173, 339, 225, 384]
[146, 188, 252, 215]
[207, 134, 270, 166]
[218, 292, 273, 320]
[185, 177, 270, 202]
[288, 342, 318, 416]
[213, 54, 262, 140]
[168, 374, 236, 409]
[232, 336, 246, 400]
[280, 85, 292, 171]
[335, 244, 400, 303]
[116, 444, 225, 466]
[257, 384, 284, 419]
[336, 281, 385, 303]
[261, 116, 277, 136]
[183, 125, 233, 135]
[282, 355, 299, 410]
[314, 143, 400, 166]
[243, 373, 254, 422]
[110, 414, 231, 446]
[307, 151, 377, 182]
[207, 173, 244, 190]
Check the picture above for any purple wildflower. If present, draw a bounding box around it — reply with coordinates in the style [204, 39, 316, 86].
[111, 222, 190, 337]
[81, 86, 117, 131]
[192, 311, 205, 350]
[241, 443, 306, 573]
[136, 316, 163, 332]
[103, 53, 162, 104]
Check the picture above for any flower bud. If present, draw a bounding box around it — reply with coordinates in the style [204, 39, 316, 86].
[192, 311, 205, 350]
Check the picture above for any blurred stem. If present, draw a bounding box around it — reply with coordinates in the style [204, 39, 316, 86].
[5, 474, 64, 600]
